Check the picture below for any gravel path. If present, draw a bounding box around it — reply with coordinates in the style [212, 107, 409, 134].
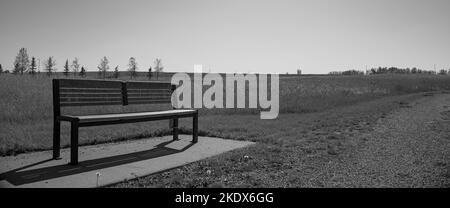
[326, 92, 450, 187]
[111, 92, 450, 188]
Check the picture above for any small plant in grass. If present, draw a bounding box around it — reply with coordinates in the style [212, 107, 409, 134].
[113, 65, 120, 78]
[79, 66, 86, 77]
[148, 66, 152, 80]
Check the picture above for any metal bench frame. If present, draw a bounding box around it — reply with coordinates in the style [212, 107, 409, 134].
[52, 79, 198, 165]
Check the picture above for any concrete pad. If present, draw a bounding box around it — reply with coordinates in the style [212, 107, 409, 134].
[0, 135, 255, 188]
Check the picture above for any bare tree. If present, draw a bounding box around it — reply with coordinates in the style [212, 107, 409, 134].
[30, 57, 37, 75]
[63, 59, 70, 77]
[71, 58, 80, 77]
[97, 56, 110, 79]
[13, 48, 30, 75]
[154, 58, 163, 80]
[44, 56, 56, 76]
[128, 57, 138, 79]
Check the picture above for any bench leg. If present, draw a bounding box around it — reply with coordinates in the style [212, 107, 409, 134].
[192, 113, 198, 143]
[173, 118, 179, 141]
[53, 120, 61, 159]
[70, 121, 79, 165]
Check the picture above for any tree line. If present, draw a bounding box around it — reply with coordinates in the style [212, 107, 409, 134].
[0, 48, 164, 80]
[329, 67, 450, 76]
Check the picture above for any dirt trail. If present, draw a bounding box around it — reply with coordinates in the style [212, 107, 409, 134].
[325, 92, 450, 187]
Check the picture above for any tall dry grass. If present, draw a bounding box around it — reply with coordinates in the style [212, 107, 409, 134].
[1, 73, 450, 155]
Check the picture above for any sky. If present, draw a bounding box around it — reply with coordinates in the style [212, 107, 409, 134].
[0, 0, 449, 74]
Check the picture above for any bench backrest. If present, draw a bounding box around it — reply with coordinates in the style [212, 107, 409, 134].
[53, 79, 175, 116]
[126, 81, 173, 105]
[54, 79, 124, 107]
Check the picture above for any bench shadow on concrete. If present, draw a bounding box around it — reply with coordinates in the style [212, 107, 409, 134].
[0, 140, 194, 186]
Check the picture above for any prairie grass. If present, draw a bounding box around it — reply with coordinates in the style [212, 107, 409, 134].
[111, 92, 434, 187]
[1, 73, 450, 156]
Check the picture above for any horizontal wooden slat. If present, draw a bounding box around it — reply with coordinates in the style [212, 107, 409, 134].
[127, 89, 172, 93]
[60, 93, 122, 98]
[60, 97, 122, 102]
[127, 93, 171, 98]
[128, 97, 171, 101]
[60, 101, 123, 107]
[128, 96, 171, 101]
[58, 79, 123, 88]
[127, 99, 171, 105]
[128, 97, 171, 99]
[127, 91, 172, 96]
[60, 88, 122, 93]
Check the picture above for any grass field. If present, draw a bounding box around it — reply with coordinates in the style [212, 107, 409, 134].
[1, 73, 450, 157]
[111, 92, 433, 187]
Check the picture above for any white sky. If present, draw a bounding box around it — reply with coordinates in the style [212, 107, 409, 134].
[0, 0, 449, 74]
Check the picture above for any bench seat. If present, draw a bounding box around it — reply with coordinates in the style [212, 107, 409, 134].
[59, 109, 197, 125]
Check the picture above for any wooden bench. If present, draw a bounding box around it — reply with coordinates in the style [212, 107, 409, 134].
[52, 79, 198, 165]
